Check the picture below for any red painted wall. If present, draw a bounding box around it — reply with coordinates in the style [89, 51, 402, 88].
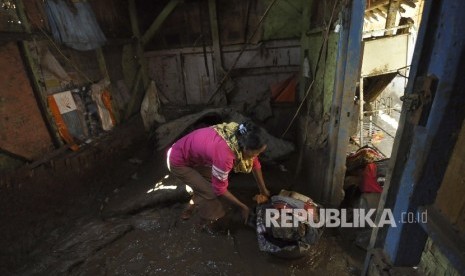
[0, 42, 53, 160]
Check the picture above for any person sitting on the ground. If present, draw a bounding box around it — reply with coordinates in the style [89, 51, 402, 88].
[166, 121, 270, 230]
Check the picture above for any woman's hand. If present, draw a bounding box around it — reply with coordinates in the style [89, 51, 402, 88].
[221, 190, 250, 224]
[253, 168, 270, 197]
[260, 187, 271, 197]
[253, 194, 269, 204]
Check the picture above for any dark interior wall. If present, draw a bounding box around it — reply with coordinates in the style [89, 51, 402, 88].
[138, 0, 265, 51]
[0, 0, 341, 195]
[145, 40, 300, 105]
[424, 121, 465, 273]
[0, 0, 137, 172]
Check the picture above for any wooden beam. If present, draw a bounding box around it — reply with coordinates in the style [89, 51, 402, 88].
[0, 147, 31, 162]
[368, 10, 379, 21]
[96, 47, 121, 123]
[127, 0, 149, 120]
[326, 0, 365, 205]
[385, 0, 401, 35]
[15, 0, 63, 148]
[403, 0, 416, 8]
[96, 48, 110, 81]
[375, 8, 387, 18]
[141, 0, 182, 46]
[128, 0, 141, 39]
[208, 0, 223, 72]
[124, 67, 143, 120]
[366, 0, 389, 12]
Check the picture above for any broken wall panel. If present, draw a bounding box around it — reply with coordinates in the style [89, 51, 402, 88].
[145, 40, 300, 106]
[231, 73, 296, 104]
[182, 53, 216, 105]
[147, 54, 186, 105]
[222, 42, 300, 69]
[0, 42, 53, 161]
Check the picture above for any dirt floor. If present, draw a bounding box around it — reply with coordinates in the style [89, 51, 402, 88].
[2, 141, 367, 275]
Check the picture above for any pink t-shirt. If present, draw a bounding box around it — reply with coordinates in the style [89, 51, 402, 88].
[169, 127, 261, 195]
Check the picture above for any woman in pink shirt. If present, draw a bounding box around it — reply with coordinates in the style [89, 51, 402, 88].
[167, 121, 270, 229]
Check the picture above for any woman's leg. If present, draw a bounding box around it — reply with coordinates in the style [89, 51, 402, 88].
[170, 165, 225, 221]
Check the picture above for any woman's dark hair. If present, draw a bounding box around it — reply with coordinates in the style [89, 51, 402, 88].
[235, 121, 265, 151]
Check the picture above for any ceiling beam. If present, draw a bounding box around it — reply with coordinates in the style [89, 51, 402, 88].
[141, 0, 183, 46]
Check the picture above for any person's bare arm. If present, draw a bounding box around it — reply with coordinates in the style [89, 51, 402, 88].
[221, 190, 249, 223]
[253, 168, 270, 196]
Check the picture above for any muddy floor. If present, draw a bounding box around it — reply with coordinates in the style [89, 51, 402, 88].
[5, 144, 367, 275]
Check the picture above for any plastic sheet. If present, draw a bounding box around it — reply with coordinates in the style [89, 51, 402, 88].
[44, 0, 106, 51]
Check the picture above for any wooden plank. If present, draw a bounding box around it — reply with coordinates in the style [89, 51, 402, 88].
[96, 48, 110, 80]
[385, 0, 401, 35]
[124, 67, 143, 119]
[326, 0, 365, 205]
[183, 53, 215, 104]
[128, 0, 141, 39]
[147, 54, 185, 105]
[0, 147, 31, 162]
[141, 0, 183, 46]
[208, 0, 223, 72]
[403, 0, 416, 8]
[95, 48, 120, 123]
[126, 0, 150, 119]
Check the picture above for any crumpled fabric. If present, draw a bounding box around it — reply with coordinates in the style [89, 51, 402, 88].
[255, 202, 323, 254]
[44, 0, 106, 51]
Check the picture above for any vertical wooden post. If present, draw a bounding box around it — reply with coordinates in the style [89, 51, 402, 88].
[128, 0, 149, 88]
[208, 0, 223, 73]
[125, 0, 181, 119]
[96, 47, 120, 123]
[385, 0, 400, 36]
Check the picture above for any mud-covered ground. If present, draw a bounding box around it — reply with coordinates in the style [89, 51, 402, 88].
[4, 144, 366, 275]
